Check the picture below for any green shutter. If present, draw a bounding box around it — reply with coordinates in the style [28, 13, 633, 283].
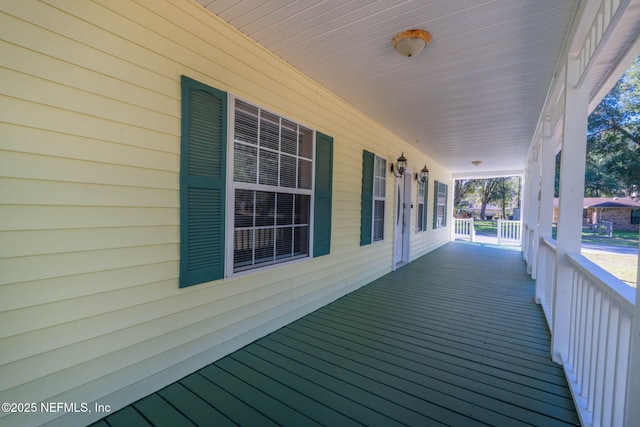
[179, 76, 227, 288]
[313, 132, 333, 257]
[360, 150, 374, 246]
[433, 180, 439, 229]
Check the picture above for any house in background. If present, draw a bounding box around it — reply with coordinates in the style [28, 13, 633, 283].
[467, 202, 520, 220]
[1, 1, 640, 426]
[553, 196, 640, 231]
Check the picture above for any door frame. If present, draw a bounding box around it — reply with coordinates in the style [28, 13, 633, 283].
[393, 171, 412, 270]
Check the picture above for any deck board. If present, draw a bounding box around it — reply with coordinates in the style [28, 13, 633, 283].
[156, 383, 235, 426]
[216, 357, 360, 426]
[198, 364, 322, 426]
[95, 242, 580, 426]
[132, 394, 195, 427]
[179, 373, 278, 427]
[243, 343, 424, 427]
[290, 313, 569, 397]
[229, 350, 398, 426]
[103, 406, 152, 426]
[275, 325, 577, 419]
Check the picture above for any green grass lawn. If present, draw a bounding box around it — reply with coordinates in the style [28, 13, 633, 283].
[473, 221, 638, 286]
[552, 226, 638, 286]
[580, 229, 639, 248]
[474, 220, 498, 235]
[582, 252, 637, 287]
[555, 227, 638, 287]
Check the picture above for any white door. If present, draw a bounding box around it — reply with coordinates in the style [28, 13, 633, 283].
[394, 174, 410, 268]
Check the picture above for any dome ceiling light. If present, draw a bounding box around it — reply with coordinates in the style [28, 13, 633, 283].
[392, 29, 432, 58]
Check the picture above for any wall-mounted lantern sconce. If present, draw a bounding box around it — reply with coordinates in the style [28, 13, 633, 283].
[415, 165, 429, 183]
[390, 152, 407, 177]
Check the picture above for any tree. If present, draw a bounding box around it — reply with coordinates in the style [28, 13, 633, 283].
[454, 179, 478, 215]
[489, 177, 521, 219]
[555, 57, 640, 197]
[584, 149, 624, 196]
[477, 179, 501, 219]
[587, 56, 640, 196]
[454, 177, 521, 219]
[495, 177, 521, 219]
[589, 57, 640, 146]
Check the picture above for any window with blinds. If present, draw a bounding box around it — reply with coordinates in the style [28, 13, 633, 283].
[434, 180, 448, 228]
[373, 156, 386, 241]
[232, 99, 314, 272]
[417, 180, 426, 232]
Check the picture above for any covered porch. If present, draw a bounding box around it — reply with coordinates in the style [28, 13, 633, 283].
[95, 242, 579, 426]
[3, 1, 640, 426]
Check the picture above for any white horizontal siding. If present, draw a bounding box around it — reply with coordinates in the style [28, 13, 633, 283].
[0, 0, 451, 425]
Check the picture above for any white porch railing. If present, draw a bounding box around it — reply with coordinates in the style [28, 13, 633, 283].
[524, 225, 538, 277]
[453, 218, 475, 242]
[497, 219, 522, 245]
[537, 236, 637, 427]
[537, 237, 557, 329]
[564, 253, 634, 427]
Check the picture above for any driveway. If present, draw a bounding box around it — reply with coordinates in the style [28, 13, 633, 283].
[581, 243, 638, 255]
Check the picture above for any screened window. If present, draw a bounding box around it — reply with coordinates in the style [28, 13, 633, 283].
[632, 209, 640, 225]
[373, 156, 386, 241]
[417, 180, 426, 231]
[434, 180, 448, 228]
[232, 99, 314, 272]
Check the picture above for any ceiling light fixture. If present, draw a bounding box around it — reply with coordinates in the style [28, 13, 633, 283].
[392, 29, 432, 58]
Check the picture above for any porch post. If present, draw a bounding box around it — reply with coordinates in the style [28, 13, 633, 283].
[535, 120, 555, 304]
[522, 167, 531, 265]
[625, 240, 640, 425]
[527, 155, 541, 278]
[551, 55, 589, 364]
[524, 171, 531, 258]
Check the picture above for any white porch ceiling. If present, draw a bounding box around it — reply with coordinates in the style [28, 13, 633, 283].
[196, 0, 581, 175]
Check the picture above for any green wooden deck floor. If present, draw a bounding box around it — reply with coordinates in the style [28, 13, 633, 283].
[93, 242, 579, 426]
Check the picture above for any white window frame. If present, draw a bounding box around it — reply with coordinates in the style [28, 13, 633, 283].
[372, 155, 386, 242]
[435, 181, 447, 228]
[417, 179, 426, 232]
[226, 95, 316, 276]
